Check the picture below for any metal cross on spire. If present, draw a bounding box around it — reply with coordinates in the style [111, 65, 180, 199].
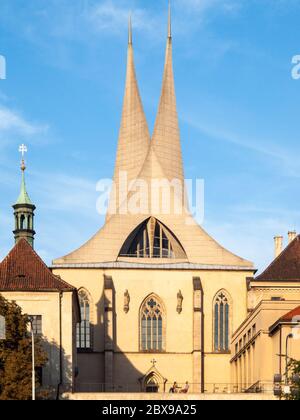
[19, 144, 28, 158]
[18, 144, 28, 171]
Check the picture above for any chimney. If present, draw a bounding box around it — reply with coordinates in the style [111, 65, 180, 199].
[274, 236, 283, 258]
[288, 231, 297, 244]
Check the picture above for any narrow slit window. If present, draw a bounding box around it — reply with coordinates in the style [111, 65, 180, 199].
[214, 292, 231, 352]
[76, 290, 92, 350]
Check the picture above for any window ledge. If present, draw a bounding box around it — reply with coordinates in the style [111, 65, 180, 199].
[77, 349, 94, 354]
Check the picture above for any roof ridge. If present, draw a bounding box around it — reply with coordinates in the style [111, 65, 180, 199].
[256, 235, 300, 280]
[52, 273, 76, 290]
[280, 305, 300, 322]
[0, 239, 76, 291]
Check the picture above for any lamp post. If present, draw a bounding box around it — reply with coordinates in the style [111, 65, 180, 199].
[0, 315, 5, 340]
[285, 333, 293, 385]
[28, 317, 35, 401]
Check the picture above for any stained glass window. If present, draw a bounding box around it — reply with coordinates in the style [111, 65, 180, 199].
[119, 217, 186, 259]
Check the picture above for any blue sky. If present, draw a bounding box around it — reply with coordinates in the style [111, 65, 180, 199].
[0, 0, 300, 272]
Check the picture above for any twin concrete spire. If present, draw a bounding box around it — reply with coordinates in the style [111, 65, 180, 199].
[152, 2, 184, 183]
[54, 4, 254, 268]
[109, 4, 184, 216]
[109, 13, 151, 215]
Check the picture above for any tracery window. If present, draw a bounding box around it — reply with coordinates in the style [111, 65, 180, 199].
[140, 296, 165, 352]
[76, 289, 92, 350]
[119, 217, 186, 259]
[213, 291, 231, 352]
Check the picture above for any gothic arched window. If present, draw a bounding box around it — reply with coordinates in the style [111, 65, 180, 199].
[76, 289, 92, 350]
[119, 217, 187, 259]
[140, 295, 165, 352]
[213, 291, 231, 352]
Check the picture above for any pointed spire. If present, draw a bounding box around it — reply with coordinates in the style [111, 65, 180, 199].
[168, 0, 172, 39]
[128, 13, 133, 45]
[16, 159, 32, 206]
[107, 17, 151, 218]
[13, 146, 36, 248]
[152, 2, 184, 184]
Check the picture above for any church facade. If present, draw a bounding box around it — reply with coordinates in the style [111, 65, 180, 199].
[52, 13, 255, 393]
[1, 8, 299, 399]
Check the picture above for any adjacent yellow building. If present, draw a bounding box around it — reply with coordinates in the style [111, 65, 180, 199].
[231, 235, 300, 395]
[0, 239, 80, 394]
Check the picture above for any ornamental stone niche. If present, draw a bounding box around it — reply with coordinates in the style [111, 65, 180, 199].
[124, 290, 130, 313]
[177, 290, 183, 314]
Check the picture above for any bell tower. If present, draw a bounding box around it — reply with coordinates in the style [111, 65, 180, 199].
[13, 144, 36, 247]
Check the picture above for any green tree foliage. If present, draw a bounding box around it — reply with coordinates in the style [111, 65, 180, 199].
[0, 294, 47, 400]
[287, 360, 300, 401]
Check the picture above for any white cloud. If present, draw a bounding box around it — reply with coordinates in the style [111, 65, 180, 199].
[0, 106, 48, 136]
[0, 104, 50, 160]
[204, 212, 295, 273]
[0, 97, 96, 264]
[0, 164, 101, 264]
[86, 0, 160, 37]
[88, 1, 129, 32]
[0, 0, 246, 61]
[182, 112, 300, 178]
[0, 91, 8, 102]
[175, 0, 242, 14]
[32, 171, 99, 217]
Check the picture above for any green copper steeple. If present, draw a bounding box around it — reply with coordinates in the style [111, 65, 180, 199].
[15, 160, 33, 205]
[13, 145, 36, 247]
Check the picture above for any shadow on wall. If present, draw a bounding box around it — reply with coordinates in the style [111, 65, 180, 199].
[39, 337, 73, 400]
[74, 284, 169, 394]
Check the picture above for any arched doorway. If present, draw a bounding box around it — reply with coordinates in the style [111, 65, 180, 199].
[145, 374, 159, 393]
[139, 367, 168, 393]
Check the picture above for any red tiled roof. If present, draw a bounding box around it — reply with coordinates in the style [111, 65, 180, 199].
[256, 235, 300, 282]
[0, 239, 76, 291]
[280, 306, 300, 322]
[269, 305, 300, 334]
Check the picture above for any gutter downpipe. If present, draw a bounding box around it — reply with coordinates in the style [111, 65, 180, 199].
[56, 291, 63, 400]
[200, 283, 205, 394]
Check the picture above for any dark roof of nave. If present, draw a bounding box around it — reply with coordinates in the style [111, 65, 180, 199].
[0, 239, 76, 291]
[255, 235, 300, 282]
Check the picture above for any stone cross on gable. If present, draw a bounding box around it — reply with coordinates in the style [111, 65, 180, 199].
[151, 358, 157, 367]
